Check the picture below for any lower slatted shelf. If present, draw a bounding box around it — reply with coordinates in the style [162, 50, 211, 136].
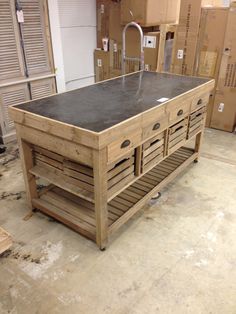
[33, 146, 197, 241]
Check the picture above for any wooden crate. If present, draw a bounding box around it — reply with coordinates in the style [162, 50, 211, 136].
[31, 145, 95, 203]
[31, 145, 136, 203]
[167, 118, 188, 155]
[107, 151, 136, 199]
[142, 131, 166, 173]
[188, 107, 206, 139]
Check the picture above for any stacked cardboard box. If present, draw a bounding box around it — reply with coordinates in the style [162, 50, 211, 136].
[195, 7, 228, 126]
[210, 2, 236, 132]
[172, 0, 236, 131]
[120, 0, 179, 26]
[171, 0, 202, 75]
[95, 0, 163, 82]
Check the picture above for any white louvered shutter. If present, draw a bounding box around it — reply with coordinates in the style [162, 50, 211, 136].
[0, 0, 25, 81]
[20, 0, 51, 75]
[30, 77, 56, 100]
[0, 84, 30, 134]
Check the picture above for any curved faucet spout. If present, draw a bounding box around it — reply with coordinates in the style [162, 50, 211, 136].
[122, 22, 144, 75]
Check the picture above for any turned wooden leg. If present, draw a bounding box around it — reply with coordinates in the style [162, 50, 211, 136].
[93, 148, 108, 250]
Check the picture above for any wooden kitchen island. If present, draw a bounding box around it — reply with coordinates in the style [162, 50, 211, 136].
[10, 71, 214, 249]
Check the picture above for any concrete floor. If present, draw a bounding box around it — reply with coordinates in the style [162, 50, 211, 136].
[0, 128, 236, 314]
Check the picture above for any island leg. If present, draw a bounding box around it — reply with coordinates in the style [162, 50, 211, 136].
[194, 131, 204, 163]
[93, 148, 108, 250]
[15, 125, 38, 211]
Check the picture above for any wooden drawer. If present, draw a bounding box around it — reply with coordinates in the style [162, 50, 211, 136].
[107, 151, 135, 199]
[142, 132, 165, 173]
[167, 118, 188, 155]
[142, 115, 168, 141]
[107, 130, 142, 164]
[167, 100, 191, 124]
[191, 93, 209, 112]
[188, 107, 206, 139]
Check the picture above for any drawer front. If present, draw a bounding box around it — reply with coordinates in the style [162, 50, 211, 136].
[107, 151, 135, 199]
[191, 93, 209, 112]
[107, 130, 142, 164]
[142, 132, 165, 173]
[142, 115, 168, 141]
[167, 101, 191, 124]
[188, 107, 206, 139]
[167, 118, 188, 155]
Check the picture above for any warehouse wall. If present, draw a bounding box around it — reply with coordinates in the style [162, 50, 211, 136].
[48, 0, 96, 92]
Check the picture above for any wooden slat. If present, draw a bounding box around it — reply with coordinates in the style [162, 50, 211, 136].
[168, 139, 187, 155]
[107, 151, 134, 170]
[169, 126, 187, 142]
[108, 156, 134, 180]
[108, 173, 135, 199]
[34, 145, 63, 162]
[143, 147, 164, 165]
[109, 199, 129, 212]
[143, 153, 163, 173]
[35, 153, 63, 170]
[128, 186, 146, 197]
[143, 132, 164, 150]
[108, 165, 134, 189]
[32, 198, 95, 240]
[132, 181, 150, 193]
[64, 167, 94, 185]
[63, 160, 93, 177]
[30, 164, 94, 203]
[169, 119, 187, 134]
[143, 138, 164, 157]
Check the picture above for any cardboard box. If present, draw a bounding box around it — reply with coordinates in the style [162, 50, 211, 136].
[210, 2, 236, 132]
[121, 0, 179, 26]
[195, 8, 228, 79]
[195, 8, 228, 126]
[171, 0, 202, 75]
[94, 49, 110, 82]
[97, 0, 122, 48]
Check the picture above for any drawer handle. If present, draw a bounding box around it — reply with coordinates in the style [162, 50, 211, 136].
[121, 139, 131, 149]
[153, 122, 161, 130]
[177, 109, 183, 116]
[197, 99, 202, 105]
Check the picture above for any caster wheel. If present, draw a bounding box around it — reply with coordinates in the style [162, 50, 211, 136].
[100, 247, 106, 252]
[194, 159, 198, 163]
[151, 192, 162, 200]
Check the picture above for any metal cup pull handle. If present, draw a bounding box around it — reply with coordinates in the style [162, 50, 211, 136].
[153, 122, 160, 131]
[177, 109, 183, 116]
[121, 139, 131, 149]
[197, 99, 202, 105]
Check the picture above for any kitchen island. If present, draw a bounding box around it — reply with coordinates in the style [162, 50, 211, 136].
[10, 71, 214, 249]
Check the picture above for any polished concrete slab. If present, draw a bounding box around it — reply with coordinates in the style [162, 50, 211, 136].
[0, 128, 235, 314]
